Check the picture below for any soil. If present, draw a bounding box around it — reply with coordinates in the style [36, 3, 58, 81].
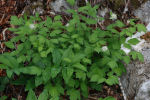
[0, 0, 148, 100]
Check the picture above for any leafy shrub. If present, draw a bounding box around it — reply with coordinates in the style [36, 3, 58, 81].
[0, 3, 145, 100]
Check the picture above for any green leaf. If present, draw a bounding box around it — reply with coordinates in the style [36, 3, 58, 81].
[10, 16, 23, 25]
[25, 79, 35, 91]
[51, 21, 63, 29]
[81, 16, 97, 24]
[127, 38, 140, 45]
[115, 20, 125, 28]
[6, 70, 13, 78]
[120, 29, 127, 36]
[99, 96, 116, 100]
[89, 33, 99, 43]
[73, 63, 87, 72]
[126, 31, 133, 36]
[98, 78, 106, 84]
[63, 58, 72, 63]
[123, 43, 131, 49]
[105, 76, 118, 85]
[136, 24, 146, 32]
[66, 0, 75, 6]
[73, 43, 81, 50]
[38, 89, 48, 100]
[128, 27, 136, 33]
[35, 76, 43, 87]
[20, 66, 42, 76]
[54, 15, 62, 21]
[49, 86, 59, 97]
[104, 96, 116, 100]
[113, 67, 124, 76]
[137, 52, 144, 62]
[26, 90, 37, 100]
[82, 58, 91, 64]
[17, 55, 26, 63]
[111, 40, 120, 49]
[5, 41, 15, 49]
[49, 84, 64, 97]
[129, 51, 137, 60]
[40, 51, 48, 57]
[107, 72, 114, 77]
[123, 56, 130, 64]
[80, 82, 88, 97]
[0, 96, 7, 100]
[100, 56, 111, 66]
[52, 49, 61, 65]
[67, 67, 74, 79]
[67, 89, 81, 100]
[129, 19, 136, 25]
[56, 84, 64, 95]
[0, 54, 18, 68]
[90, 83, 102, 91]
[76, 37, 84, 45]
[42, 67, 51, 83]
[50, 97, 59, 100]
[45, 17, 52, 28]
[12, 98, 17, 100]
[17, 43, 24, 52]
[50, 30, 62, 37]
[90, 74, 99, 82]
[108, 61, 118, 69]
[98, 98, 103, 100]
[50, 67, 61, 78]
[0, 64, 9, 70]
[72, 53, 85, 63]
[75, 70, 86, 81]
[62, 67, 74, 83]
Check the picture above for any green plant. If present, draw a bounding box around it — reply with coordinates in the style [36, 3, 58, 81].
[99, 96, 116, 100]
[0, 2, 146, 100]
[0, 96, 7, 100]
[0, 77, 9, 92]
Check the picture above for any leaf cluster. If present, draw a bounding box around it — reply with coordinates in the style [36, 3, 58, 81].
[0, 3, 145, 100]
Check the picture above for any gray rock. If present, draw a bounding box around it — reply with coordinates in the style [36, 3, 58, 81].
[134, 0, 150, 23]
[119, 42, 150, 100]
[50, 0, 78, 14]
[50, 0, 70, 13]
[23, 0, 45, 15]
[135, 80, 150, 100]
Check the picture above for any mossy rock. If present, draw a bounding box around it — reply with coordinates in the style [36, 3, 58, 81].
[109, 0, 124, 10]
[23, 0, 46, 15]
[108, 0, 148, 11]
[130, 0, 148, 9]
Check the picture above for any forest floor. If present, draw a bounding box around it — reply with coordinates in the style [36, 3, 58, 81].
[0, 0, 147, 100]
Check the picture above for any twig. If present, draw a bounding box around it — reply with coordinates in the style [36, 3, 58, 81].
[17, 87, 23, 100]
[2, 28, 8, 40]
[0, 14, 5, 24]
[47, 0, 51, 4]
[98, 22, 105, 30]
[123, 0, 130, 14]
[0, 28, 8, 53]
[88, 96, 98, 100]
[85, 0, 88, 3]
[0, 41, 4, 54]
